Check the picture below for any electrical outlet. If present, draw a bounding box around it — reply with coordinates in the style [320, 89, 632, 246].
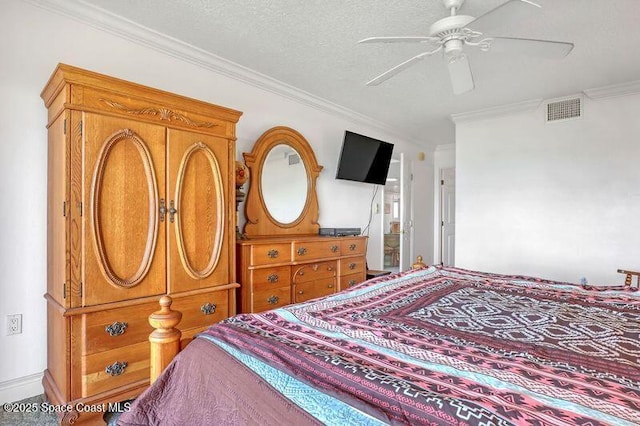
[7, 314, 22, 335]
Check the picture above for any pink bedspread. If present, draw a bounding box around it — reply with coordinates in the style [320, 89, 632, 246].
[122, 266, 640, 425]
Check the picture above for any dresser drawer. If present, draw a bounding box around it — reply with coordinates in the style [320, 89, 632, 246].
[341, 238, 366, 256]
[253, 286, 292, 312]
[339, 257, 365, 275]
[292, 261, 337, 283]
[252, 265, 292, 291]
[81, 341, 149, 398]
[250, 243, 292, 266]
[171, 290, 230, 331]
[292, 240, 340, 261]
[81, 302, 156, 355]
[293, 278, 336, 303]
[340, 271, 366, 291]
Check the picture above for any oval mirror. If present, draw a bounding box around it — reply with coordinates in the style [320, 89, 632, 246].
[243, 126, 323, 237]
[261, 144, 308, 224]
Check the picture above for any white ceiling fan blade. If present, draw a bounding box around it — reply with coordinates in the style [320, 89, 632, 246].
[467, 0, 541, 34]
[447, 54, 474, 95]
[358, 36, 440, 44]
[488, 37, 574, 59]
[366, 49, 439, 86]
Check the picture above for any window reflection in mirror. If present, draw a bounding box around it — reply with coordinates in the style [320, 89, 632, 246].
[261, 144, 308, 224]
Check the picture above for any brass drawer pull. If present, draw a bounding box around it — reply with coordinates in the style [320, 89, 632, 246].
[105, 361, 128, 376]
[201, 302, 217, 315]
[327, 284, 334, 288]
[297, 247, 307, 256]
[267, 295, 279, 305]
[348, 279, 356, 287]
[105, 321, 128, 337]
[330, 245, 338, 253]
[297, 290, 304, 295]
[169, 200, 178, 223]
[327, 266, 334, 271]
[267, 249, 279, 259]
[349, 262, 356, 270]
[159, 199, 167, 222]
[349, 244, 356, 251]
[267, 274, 279, 283]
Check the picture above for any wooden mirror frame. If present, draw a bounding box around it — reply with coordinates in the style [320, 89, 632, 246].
[242, 126, 323, 237]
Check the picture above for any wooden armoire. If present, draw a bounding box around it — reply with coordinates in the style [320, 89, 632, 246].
[41, 64, 242, 423]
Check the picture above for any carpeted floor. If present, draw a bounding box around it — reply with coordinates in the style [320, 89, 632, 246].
[0, 395, 58, 426]
[1, 395, 126, 426]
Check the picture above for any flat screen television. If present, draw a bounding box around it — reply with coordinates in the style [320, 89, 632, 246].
[335, 131, 394, 185]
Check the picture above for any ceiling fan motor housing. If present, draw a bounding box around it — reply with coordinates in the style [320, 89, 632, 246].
[429, 15, 475, 39]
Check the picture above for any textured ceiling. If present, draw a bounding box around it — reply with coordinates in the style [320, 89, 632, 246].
[80, 0, 640, 147]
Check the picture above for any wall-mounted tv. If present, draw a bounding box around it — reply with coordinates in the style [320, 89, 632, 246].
[335, 131, 394, 185]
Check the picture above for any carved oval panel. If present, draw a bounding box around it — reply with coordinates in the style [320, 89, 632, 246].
[91, 129, 159, 287]
[174, 142, 224, 279]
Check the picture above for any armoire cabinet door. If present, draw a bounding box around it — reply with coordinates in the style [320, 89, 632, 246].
[166, 129, 231, 293]
[81, 114, 166, 306]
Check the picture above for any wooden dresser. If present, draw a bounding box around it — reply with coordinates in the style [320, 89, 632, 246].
[237, 235, 367, 312]
[42, 64, 241, 423]
[236, 126, 368, 313]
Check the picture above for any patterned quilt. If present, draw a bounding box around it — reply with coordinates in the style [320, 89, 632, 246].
[201, 266, 640, 425]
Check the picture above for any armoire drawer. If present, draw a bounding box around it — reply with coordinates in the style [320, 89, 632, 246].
[253, 286, 292, 312]
[292, 241, 340, 261]
[292, 261, 337, 283]
[339, 257, 365, 275]
[341, 238, 366, 256]
[250, 243, 292, 266]
[171, 290, 230, 331]
[81, 341, 149, 398]
[80, 302, 157, 356]
[293, 278, 336, 303]
[252, 265, 292, 290]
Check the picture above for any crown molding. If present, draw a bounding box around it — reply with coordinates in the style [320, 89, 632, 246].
[24, 0, 423, 146]
[450, 99, 543, 124]
[583, 80, 640, 100]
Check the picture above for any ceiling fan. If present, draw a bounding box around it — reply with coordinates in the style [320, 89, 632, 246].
[358, 0, 574, 95]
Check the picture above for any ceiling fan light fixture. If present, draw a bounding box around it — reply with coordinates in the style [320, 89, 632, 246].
[447, 53, 474, 95]
[444, 39, 464, 60]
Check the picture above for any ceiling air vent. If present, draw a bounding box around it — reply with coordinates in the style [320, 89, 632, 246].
[288, 153, 300, 166]
[546, 96, 583, 123]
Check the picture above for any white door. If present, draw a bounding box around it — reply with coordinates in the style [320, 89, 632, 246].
[399, 153, 413, 271]
[441, 168, 455, 266]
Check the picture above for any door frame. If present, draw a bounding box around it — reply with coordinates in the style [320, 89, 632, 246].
[399, 152, 414, 271]
[377, 153, 414, 272]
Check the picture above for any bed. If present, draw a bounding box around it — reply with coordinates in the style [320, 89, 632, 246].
[117, 264, 640, 425]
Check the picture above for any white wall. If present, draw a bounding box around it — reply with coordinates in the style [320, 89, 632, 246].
[455, 94, 640, 285]
[0, 0, 433, 400]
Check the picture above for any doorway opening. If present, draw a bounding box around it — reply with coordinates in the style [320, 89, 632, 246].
[381, 153, 413, 272]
